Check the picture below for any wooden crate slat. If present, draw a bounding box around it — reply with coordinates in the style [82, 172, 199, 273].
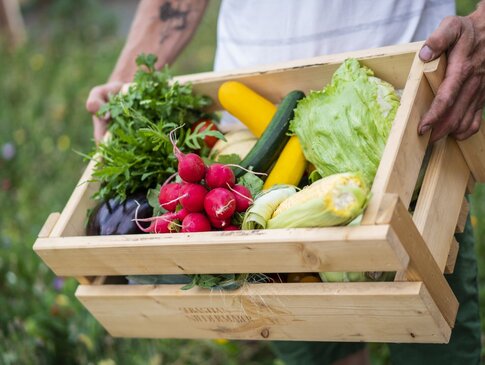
[412, 138, 469, 271]
[362, 54, 433, 224]
[384, 195, 458, 327]
[34, 225, 400, 276]
[455, 198, 470, 234]
[38, 212, 60, 238]
[457, 126, 485, 183]
[423, 54, 446, 94]
[445, 238, 459, 274]
[175, 43, 420, 110]
[76, 281, 449, 343]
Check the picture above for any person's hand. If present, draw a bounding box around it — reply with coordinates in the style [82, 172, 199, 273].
[418, 5, 485, 143]
[86, 81, 124, 142]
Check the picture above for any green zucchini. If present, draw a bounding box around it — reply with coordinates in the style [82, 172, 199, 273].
[235, 90, 305, 178]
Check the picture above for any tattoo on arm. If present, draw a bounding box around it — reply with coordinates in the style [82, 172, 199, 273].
[159, 1, 191, 43]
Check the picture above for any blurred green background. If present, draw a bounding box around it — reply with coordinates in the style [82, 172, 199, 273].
[0, 1, 483, 364]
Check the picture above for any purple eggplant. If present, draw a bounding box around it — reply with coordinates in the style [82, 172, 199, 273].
[86, 193, 152, 235]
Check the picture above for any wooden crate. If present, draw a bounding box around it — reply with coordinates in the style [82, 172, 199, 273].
[34, 42, 485, 344]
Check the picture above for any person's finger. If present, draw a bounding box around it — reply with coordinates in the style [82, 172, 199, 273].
[452, 83, 483, 137]
[419, 45, 478, 135]
[419, 16, 462, 62]
[86, 82, 124, 114]
[86, 86, 107, 114]
[454, 109, 483, 141]
[428, 73, 480, 142]
[419, 66, 466, 135]
[93, 115, 108, 144]
[453, 99, 479, 137]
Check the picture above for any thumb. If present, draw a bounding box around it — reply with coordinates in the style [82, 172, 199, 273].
[93, 115, 108, 144]
[419, 16, 461, 62]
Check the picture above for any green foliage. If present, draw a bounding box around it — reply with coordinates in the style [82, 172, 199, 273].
[237, 172, 264, 198]
[456, 0, 481, 15]
[91, 54, 214, 201]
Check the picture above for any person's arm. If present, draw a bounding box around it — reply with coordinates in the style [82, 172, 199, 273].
[418, 0, 485, 143]
[86, 0, 209, 142]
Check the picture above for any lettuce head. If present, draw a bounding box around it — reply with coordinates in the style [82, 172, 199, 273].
[290, 58, 400, 186]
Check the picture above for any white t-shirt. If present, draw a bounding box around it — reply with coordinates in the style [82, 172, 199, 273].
[214, 0, 455, 131]
[215, 0, 455, 71]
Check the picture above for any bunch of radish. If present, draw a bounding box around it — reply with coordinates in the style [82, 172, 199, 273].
[136, 131, 253, 234]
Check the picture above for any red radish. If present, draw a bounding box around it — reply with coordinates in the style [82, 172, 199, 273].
[231, 184, 253, 212]
[191, 119, 219, 148]
[175, 208, 189, 220]
[158, 182, 182, 212]
[134, 212, 180, 234]
[170, 127, 206, 183]
[205, 163, 235, 189]
[209, 216, 231, 229]
[179, 183, 207, 212]
[204, 188, 236, 220]
[181, 213, 212, 232]
[223, 225, 240, 231]
[178, 153, 206, 183]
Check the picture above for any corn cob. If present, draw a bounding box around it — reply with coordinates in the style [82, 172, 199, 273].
[241, 185, 297, 230]
[267, 172, 369, 229]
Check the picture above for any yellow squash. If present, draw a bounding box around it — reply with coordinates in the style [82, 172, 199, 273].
[218, 81, 276, 137]
[218, 81, 307, 187]
[263, 136, 307, 189]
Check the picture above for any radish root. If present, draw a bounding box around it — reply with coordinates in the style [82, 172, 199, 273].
[227, 184, 253, 203]
[168, 124, 186, 157]
[160, 192, 188, 209]
[225, 164, 267, 176]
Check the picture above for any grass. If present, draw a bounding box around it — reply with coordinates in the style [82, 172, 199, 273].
[0, 0, 484, 364]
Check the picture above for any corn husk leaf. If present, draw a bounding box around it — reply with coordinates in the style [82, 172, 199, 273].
[267, 172, 369, 229]
[241, 185, 297, 230]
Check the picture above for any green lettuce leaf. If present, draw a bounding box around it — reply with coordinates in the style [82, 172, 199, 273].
[290, 58, 400, 186]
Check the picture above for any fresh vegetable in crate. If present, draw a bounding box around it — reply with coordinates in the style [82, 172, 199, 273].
[129, 153, 265, 289]
[86, 193, 152, 235]
[267, 172, 369, 229]
[88, 54, 223, 202]
[218, 82, 307, 187]
[126, 129, 267, 290]
[210, 130, 257, 164]
[137, 129, 265, 234]
[291, 58, 400, 186]
[242, 172, 369, 230]
[234, 90, 305, 179]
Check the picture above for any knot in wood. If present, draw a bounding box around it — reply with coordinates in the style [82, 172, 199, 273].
[302, 249, 319, 267]
[260, 328, 270, 338]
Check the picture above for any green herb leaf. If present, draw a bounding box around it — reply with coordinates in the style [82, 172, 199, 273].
[237, 172, 264, 198]
[88, 54, 214, 201]
[217, 153, 241, 165]
[146, 185, 167, 217]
